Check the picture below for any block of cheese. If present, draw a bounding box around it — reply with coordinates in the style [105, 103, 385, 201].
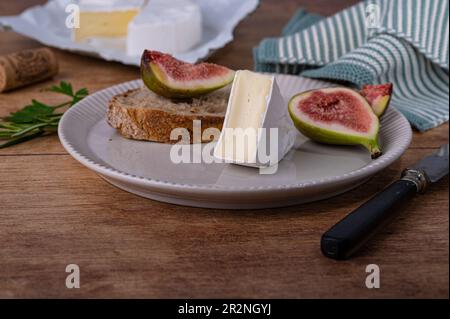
[73, 0, 144, 42]
[214, 70, 296, 168]
[126, 0, 202, 56]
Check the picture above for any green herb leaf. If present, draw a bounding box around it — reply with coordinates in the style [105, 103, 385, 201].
[0, 82, 88, 149]
[75, 88, 89, 97]
[50, 81, 74, 97]
[0, 130, 45, 149]
[7, 99, 54, 124]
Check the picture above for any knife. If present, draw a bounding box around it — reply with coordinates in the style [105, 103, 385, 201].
[321, 144, 449, 260]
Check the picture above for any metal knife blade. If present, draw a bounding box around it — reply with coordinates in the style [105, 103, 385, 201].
[411, 144, 449, 183]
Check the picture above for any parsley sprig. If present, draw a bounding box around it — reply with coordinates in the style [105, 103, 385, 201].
[0, 81, 88, 149]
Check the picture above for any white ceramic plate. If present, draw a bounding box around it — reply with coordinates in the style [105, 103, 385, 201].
[58, 75, 412, 209]
[0, 0, 259, 64]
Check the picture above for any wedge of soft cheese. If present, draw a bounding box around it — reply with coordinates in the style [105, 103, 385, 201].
[126, 0, 202, 56]
[73, 0, 144, 42]
[214, 70, 296, 168]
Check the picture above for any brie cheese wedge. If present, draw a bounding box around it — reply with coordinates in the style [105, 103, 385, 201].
[214, 70, 296, 168]
[73, 0, 144, 42]
[126, 0, 202, 56]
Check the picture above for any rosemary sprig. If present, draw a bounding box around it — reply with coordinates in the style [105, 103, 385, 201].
[0, 81, 88, 149]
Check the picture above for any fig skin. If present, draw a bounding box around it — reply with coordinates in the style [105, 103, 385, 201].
[370, 95, 391, 117]
[288, 88, 382, 159]
[360, 83, 393, 117]
[140, 50, 235, 100]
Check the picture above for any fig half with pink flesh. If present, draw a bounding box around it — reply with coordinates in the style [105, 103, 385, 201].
[141, 50, 235, 100]
[288, 87, 382, 159]
[360, 83, 393, 117]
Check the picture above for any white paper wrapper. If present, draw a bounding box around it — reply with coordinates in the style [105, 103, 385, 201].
[0, 0, 259, 64]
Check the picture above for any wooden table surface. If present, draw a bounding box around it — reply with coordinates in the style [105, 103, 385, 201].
[0, 0, 448, 299]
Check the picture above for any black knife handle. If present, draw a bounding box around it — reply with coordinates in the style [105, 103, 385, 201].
[321, 179, 419, 260]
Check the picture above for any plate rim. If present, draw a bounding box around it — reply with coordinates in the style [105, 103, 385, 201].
[58, 75, 413, 194]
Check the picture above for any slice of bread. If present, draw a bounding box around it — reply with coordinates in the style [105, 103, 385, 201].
[107, 86, 229, 143]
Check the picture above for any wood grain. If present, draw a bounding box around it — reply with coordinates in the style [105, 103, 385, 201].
[0, 0, 448, 298]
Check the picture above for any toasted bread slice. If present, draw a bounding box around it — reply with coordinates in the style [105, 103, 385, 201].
[107, 87, 229, 143]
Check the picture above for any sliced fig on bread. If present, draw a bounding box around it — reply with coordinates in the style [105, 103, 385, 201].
[141, 50, 235, 100]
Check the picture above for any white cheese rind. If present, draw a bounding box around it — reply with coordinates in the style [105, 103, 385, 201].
[214, 70, 296, 168]
[126, 0, 202, 56]
[78, 0, 145, 12]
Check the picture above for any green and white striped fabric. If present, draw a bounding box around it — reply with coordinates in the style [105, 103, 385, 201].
[254, 0, 449, 131]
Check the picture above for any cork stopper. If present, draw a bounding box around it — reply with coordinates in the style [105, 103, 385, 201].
[0, 47, 59, 93]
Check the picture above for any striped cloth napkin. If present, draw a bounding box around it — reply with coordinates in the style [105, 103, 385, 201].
[254, 0, 449, 131]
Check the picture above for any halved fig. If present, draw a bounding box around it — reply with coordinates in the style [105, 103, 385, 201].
[360, 83, 393, 117]
[141, 50, 235, 100]
[288, 87, 382, 159]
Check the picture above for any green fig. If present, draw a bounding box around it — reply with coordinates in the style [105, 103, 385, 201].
[288, 87, 382, 159]
[360, 83, 393, 117]
[141, 50, 235, 100]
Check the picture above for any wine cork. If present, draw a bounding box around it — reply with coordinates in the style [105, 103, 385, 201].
[0, 47, 59, 93]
